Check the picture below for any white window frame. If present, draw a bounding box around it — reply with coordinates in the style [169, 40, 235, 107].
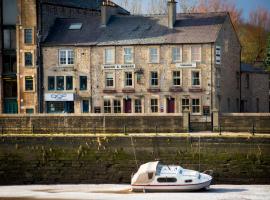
[59, 49, 74, 65]
[150, 71, 159, 87]
[149, 47, 159, 63]
[104, 99, 111, 113]
[113, 99, 122, 113]
[104, 48, 115, 64]
[191, 70, 201, 87]
[105, 72, 115, 88]
[134, 99, 142, 113]
[191, 98, 200, 114]
[191, 45, 201, 62]
[150, 98, 159, 113]
[172, 46, 182, 63]
[173, 70, 181, 86]
[123, 47, 133, 64]
[182, 98, 190, 112]
[124, 71, 133, 87]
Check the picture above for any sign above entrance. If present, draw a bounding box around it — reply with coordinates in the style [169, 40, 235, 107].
[45, 93, 74, 101]
[103, 64, 135, 70]
[176, 63, 196, 68]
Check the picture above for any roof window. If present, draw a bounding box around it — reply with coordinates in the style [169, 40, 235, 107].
[69, 23, 82, 30]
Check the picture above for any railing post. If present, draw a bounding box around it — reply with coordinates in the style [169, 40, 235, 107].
[94, 125, 96, 135]
[124, 125, 127, 135]
[155, 125, 158, 135]
[31, 125, 34, 134]
[0, 126, 3, 135]
[252, 123, 255, 136]
[219, 125, 221, 136]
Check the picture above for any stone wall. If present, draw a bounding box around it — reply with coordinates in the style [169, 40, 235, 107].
[213, 113, 270, 133]
[0, 136, 269, 185]
[0, 114, 185, 134]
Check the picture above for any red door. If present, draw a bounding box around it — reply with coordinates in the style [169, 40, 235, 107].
[167, 98, 175, 113]
[124, 99, 132, 113]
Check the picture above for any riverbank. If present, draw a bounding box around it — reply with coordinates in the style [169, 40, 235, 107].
[0, 184, 269, 200]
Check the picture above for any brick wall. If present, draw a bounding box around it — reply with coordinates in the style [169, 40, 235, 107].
[0, 136, 269, 185]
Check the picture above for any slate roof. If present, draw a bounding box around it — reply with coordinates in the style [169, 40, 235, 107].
[44, 12, 228, 46]
[241, 63, 268, 74]
[41, 0, 130, 15]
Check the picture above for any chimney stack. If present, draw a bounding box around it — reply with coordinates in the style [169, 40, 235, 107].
[101, 0, 116, 27]
[167, 0, 177, 29]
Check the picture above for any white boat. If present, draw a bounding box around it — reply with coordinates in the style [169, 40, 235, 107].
[131, 161, 213, 192]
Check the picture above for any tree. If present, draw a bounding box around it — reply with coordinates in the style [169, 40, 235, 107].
[191, 0, 243, 27]
[116, 0, 142, 14]
[147, 0, 167, 15]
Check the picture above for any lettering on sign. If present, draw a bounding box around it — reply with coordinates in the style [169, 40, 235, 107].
[103, 64, 135, 69]
[176, 63, 197, 68]
[45, 93, 74, 101]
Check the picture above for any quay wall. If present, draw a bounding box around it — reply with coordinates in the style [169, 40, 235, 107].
[0, 136, 269, 185]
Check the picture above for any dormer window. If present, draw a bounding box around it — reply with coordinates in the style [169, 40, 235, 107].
[69, 23, 82, 30]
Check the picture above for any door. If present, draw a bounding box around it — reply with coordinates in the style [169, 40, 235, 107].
[124, 99, 132, 113]
[167, 98, 175, 113]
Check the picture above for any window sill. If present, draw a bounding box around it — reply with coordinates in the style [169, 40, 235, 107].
[148, 88, 160, 93]
[103, 89, 117, 94]
[24, 90, 35, 93]
[170, 86, 183, 92]
[189, 87, 203, 92]
[122, 88, 135, 93]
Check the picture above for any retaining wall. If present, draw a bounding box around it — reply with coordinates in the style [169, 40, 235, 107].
[0, 136, 269, 185]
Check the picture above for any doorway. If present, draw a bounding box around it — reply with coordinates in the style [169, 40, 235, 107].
[167, 98, 175, 113]
[124, 98, 132, 113]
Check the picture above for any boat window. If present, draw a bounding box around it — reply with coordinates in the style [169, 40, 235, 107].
[157, 177, 177, 183]
[148, 172, 153, 179]
[185, 179, 192, 183]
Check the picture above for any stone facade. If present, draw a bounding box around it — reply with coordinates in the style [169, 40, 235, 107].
[90, 44, 213, 115]
[17, 0, 38, 114]
[42, 47, 91, 113]
[214, 16, 241, 113]
[241, 72, 269, 112]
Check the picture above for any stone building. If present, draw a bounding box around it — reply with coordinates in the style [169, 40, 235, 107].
[0, 0, 128, 114]
[42, 1, 241, 115]
[240, 63, 269, 112]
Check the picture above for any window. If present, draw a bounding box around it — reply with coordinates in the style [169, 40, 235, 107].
[256, 98, 259, 112]
[4, 29, 16, 49]
[25, 76, 33, 91]
[105, 72, 114, 87]
[69, 23, 82, 30]
[149, 48, 158, 63]
[172, 47, 181, 62]
[125, 72, 133, 87]
[191, 71, 200, 86]
[151, 72, 158, 86]
[151, 99, 158, 113]
[66, 76, 73, 90]
[192, 99, 200, 113]
[104, 99, 111, 113]
[157, 177, 177, 183]
[80, 76, 87, 90]
[24, 29, 32, 44]
[173, 71, 181, 86]
[113, 100, 121, 113]
[105, 48, 114, 64]
[182, 99, 189, 111]
[26, 108, 34, 114]
[24, 52, 33, 66]
[124, 47, 133, 64]
[135, 99, 142, 113]
[191, 46, 201, 62]
[56, 76, 64, 90]
[82, 100, 89, 113]
[246, 74, 250, 89]
[48, 76, 55, 91]
[59, 50, 74, 65]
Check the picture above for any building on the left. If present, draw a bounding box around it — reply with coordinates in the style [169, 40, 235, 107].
[0, 0, 129, 114]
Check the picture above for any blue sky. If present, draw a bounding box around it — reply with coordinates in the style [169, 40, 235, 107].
[114, 0, 270, 21]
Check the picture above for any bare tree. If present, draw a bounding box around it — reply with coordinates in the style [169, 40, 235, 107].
[148, 0, 167, 15]
[116, 0, 143, 15]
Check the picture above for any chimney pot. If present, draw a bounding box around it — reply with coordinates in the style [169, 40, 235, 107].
[168, 0, 177, 29]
